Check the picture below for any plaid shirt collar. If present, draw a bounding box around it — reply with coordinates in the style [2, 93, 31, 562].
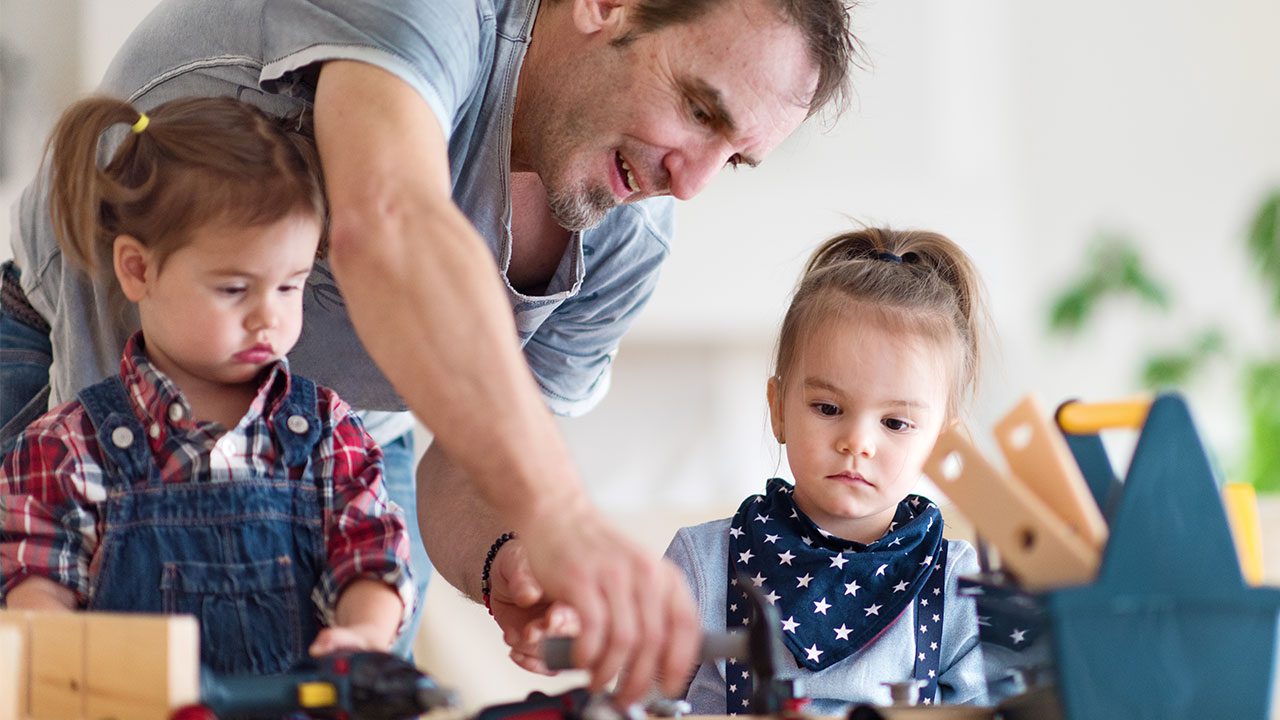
[118, 331, 293, 437]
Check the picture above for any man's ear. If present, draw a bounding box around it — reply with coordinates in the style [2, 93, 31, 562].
[766, 375, 785, 444]
[570, 0, 630, 37]
[113, 235, 152, 302]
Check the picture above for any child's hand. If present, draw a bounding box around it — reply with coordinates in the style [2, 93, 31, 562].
[309, 624, 390, 657]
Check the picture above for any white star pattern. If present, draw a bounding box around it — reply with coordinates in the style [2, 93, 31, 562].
[797, 573, 813, 588]
[875, 564, 888, 576]
[888, 537, 904, 547]
[844, 580, 861, 596]
[804, 644, 824, 662]
[802, 536, 813, 545]
[932, 614, 941, 623]
[830, 554, 848, 569]
[918, 652, 925, 661]
[1010, 628, 1027, 644]
[921, 598, 929, 607]
[738, 549, 754, 564]
[930, 642, 938, 650]
[919, 555, 934, 566]
[813, 598, 831, 615]
[892, 580, 909, 592]
[729, 603, 738, 612]
[920, 624, 928, 633]
[764, 590, 781, 605]
[781, 616, 799, 633]
[729, 526, 744, 538]
[834, 624, 852, 640]
[764, 534, 780, 544]
[729, 684, 737, 693]
[778, 550, 795, 565]
[755, 513, 770, 523]
[751, 573, 766, 587]
[865, 603, 882, 616]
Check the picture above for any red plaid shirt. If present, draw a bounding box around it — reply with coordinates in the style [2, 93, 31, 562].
[0, 334, 414, 626]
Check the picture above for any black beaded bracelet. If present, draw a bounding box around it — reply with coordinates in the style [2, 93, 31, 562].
[480, 531, 516, 615]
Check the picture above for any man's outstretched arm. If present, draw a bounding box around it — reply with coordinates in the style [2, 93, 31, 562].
[313, 61, 699, 703]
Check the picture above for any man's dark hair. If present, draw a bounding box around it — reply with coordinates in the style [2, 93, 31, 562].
[627, 0, 863, 117]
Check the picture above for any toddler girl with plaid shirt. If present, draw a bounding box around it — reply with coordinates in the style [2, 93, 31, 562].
[0, 96, 414, 674]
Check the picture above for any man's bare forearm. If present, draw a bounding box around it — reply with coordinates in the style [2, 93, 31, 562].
[418, 442, 508, 600]
[314, 62, 584, 527]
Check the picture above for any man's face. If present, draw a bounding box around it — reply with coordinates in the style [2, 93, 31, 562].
[528, 0, 819, 231]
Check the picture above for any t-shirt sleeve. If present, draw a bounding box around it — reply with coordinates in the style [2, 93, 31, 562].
[523, 199, 673, 416]
[259, 0, 487, 134]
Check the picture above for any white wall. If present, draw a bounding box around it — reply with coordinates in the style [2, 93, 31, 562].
[3, 0, 1279, 708]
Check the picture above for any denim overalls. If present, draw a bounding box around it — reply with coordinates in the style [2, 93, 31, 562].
[79, 373, 327, 675]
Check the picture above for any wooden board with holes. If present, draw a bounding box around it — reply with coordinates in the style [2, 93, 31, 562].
[923, 427, 1099, 591]
[85, 613, 201, 720]
[993, 395, 1108, 551]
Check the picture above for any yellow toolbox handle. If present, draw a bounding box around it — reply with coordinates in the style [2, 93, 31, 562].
[1056, 395, 1153, 434]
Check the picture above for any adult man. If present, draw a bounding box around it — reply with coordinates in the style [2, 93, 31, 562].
[2, 0, 855, 701]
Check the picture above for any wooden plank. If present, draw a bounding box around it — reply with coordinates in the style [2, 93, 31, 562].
[923, 427, 1099, 591]
[994, 395, 1109, 550]
[0, 612, 31, 720]
[85, 613, 201, 720]
[0, 625, 23, 720]
[28, 611, 86, 720]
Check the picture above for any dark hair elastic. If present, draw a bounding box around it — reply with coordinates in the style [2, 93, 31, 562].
[875, 251, 903, 264]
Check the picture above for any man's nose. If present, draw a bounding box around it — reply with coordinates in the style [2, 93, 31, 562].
[663, 142, 731, 201]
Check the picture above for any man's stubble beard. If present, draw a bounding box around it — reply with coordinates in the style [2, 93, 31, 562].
[546, 184, 616, 232]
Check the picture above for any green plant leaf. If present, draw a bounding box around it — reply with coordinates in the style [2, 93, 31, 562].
[1139, 328, 1227, 389]
[1247, 190, 1280, 314]
[1243, 360, 1280, 493]
[1046, 233, 1171, 335]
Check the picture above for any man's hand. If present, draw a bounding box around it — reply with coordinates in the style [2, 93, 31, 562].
[514, 505, 701, 705]
[487, 538, 581, 674]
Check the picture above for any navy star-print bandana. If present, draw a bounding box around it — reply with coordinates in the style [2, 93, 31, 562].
[725, 477, 944, 672]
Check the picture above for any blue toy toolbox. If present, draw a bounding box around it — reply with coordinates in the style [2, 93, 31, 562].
[1046, 392, 1280, 719]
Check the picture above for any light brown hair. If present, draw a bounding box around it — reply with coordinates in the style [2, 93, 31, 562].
[615, 0, 864, 117]
[45, 95, 325, 273]
[774, 227, 988, 419]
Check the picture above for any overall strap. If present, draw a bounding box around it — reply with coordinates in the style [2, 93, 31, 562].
[913, 541, 949, 704]
[77, 376, 155, 487]
[272, 374, 322, 469]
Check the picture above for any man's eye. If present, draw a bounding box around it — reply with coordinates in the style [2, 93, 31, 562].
[690, 102, 712, 126]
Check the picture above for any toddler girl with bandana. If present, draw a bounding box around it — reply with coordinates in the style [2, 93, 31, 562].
[666, 228, 990, 712]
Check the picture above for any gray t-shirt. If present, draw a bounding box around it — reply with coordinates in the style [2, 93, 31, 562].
[665, 518, 989, 714]
[11, 0, 673, 442]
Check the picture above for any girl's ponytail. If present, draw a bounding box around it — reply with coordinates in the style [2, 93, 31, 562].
[45, 98, 153, 272]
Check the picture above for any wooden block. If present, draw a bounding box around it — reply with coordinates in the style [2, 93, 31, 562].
[923, 427, 1099, 591]
[0, 612, 31, 720]
[85, 613, 200, 720]
[994, 395, 1109, 550]
[28, 611, 86, 720]
[0, 625, 23, 720]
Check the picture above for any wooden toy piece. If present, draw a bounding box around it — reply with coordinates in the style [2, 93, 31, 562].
[922, 428, 1099, 591]
[85, 613, 201, 720]
[28, 611, 86, 720]
[0, 624, 23, 720]
[1222, 482, 1263, 586]
[993, 395, 1108, 552]
[0, 612, 31, 720]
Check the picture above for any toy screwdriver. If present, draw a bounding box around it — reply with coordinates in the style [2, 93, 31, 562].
[170, 650, 457, 720]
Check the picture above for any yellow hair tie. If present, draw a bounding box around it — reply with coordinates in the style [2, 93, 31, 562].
[130, 113, 150, 134]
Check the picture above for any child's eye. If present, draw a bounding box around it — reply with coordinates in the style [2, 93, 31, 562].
[278, 284, 301, 293]
[883, 418, 915, 432]
[812, 403, 841, 417]
[218, 286, 247, 296]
